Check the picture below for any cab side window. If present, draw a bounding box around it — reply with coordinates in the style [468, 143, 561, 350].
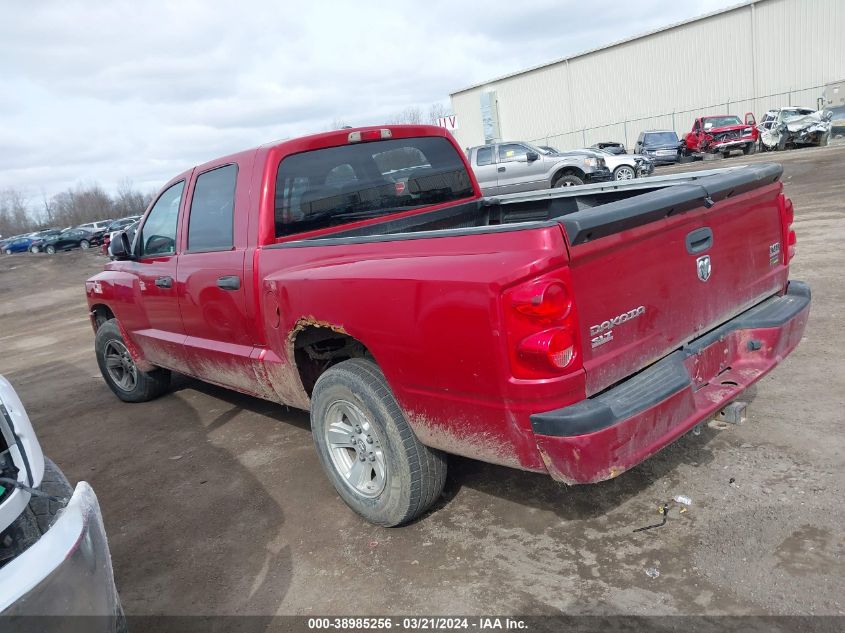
[497, 143, 528, 163]
[187, 165, 237, 252]
[140, 181, 184, 257]
[476, 147, 493, 166]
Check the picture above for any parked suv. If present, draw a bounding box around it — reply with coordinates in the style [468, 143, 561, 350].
[77, 220, 113, 233]
[634, 130, 682, 165]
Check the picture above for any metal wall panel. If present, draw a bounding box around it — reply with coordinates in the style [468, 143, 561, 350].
[450, 0, 844, 151]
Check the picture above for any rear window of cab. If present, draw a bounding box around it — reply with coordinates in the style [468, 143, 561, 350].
[274, 136, 474, 237]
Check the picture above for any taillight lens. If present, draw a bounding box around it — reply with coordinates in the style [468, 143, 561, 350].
[511, 281, 570, 322]
[779, 194, 796, 263]
[504, 275, 581, 379]
[517, 328, 576, 370]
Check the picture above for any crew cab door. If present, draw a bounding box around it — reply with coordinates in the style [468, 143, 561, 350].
[496, 143, 547, 194]
[128, 180, 192, 374]
[472, 146, 500, 195]
[176, 162, 260, 394]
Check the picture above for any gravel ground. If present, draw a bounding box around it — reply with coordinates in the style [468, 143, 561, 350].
[0, 143, 842, 618]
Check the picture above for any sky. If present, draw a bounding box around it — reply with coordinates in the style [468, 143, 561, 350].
[0, 0, 741, 204]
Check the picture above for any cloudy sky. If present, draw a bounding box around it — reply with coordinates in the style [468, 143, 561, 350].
[1, 0, 739, 204]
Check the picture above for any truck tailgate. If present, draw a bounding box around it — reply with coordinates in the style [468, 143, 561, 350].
[560, 164, 789, 396]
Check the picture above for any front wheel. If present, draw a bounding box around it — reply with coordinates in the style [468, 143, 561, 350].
[95, 319, 171, 402]
[79, 239, 90, 249]
[3, 249, 10, 255]
[310, 358, 447, 526]
[45, 245, 56, 255]
[613, 165, 636, 180]
[722, 151, 731, 159]
[743, 142, 756, 155]
[553, 174, 583, 188]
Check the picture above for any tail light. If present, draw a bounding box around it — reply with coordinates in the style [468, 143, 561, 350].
[503, 276, 581, 379]
[779, 194, 796, 263]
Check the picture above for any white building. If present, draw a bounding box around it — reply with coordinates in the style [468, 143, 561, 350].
[449, 0, 845, 151]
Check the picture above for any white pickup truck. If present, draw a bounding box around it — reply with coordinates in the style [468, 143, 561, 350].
[0, 375, 123, 629]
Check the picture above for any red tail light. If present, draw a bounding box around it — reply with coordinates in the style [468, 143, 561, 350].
[779, 194, 796, 263]
[504, 275, 581, 379]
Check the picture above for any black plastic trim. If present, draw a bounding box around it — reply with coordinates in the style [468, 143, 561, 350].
[560, 162, 783, 246]
[530, 280, 809, 438]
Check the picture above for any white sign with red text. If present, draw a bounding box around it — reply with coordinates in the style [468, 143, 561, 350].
[436, 115, 459, 131]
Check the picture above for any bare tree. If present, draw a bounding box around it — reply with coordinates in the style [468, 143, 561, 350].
[388, 106, 424, 125]
[0, 188, 36, 237]
[428, 102, 451, 125]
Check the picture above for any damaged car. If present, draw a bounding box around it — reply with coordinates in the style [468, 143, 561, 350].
[0, 374, 124, 629]
[758, 108, 833, 151]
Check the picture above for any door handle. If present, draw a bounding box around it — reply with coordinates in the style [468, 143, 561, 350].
[216, 275, 241, 291]
[685, 227, 713, 254]
[497, 166, 506, 172]
[154, 276, 173, 289]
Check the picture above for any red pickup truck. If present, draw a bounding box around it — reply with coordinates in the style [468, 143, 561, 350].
[682, 114, 759, 158]
[85, 125, 810, 526]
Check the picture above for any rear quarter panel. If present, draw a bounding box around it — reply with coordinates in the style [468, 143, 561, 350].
[257, 225, 572, 470]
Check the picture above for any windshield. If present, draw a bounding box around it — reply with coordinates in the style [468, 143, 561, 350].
[702, 116, 742, 130]
[644, 132, 679, 145]
[274, 136, 474, 237]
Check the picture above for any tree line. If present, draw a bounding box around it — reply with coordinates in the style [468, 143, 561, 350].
[0, 181, 154, 238]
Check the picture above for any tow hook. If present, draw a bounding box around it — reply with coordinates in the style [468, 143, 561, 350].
[717, 401, 748, 425]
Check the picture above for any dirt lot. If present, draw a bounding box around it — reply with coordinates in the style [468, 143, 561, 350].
[1, 144, 843, 617]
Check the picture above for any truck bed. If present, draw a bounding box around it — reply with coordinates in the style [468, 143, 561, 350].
[276, 164, 781, 248]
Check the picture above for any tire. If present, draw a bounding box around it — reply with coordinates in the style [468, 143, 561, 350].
[3, 249, 10, 255]
[722, 151, 731, 159]
[678, 153, 694, 164]
[310, 358, 447, 527]
[613, 165, 636, 180]
[45, 245, 56, 255]
[28, 457, 73, 534]
[95, 319, 171, 402]
[30, 245, 40, 253]
[553, 174, 583, 188]
[818, 132, 830, 147]
[79, 239, 90, 249]
[742, 142, 756, 155]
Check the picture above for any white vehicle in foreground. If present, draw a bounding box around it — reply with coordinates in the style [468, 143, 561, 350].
[0, 375, 123, 629]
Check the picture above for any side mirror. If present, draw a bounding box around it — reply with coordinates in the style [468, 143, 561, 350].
[109, 231, 133, 260]
[526, 151, 540, 162]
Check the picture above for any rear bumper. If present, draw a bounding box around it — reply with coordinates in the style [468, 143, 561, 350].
[530, 280, 811, 484]
[0, 482, 122, 628]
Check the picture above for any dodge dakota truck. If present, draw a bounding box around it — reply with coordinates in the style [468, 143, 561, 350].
[86, 124, 810, 526]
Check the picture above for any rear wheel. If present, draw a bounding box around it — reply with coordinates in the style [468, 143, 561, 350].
[613, 165, 636, 180]
[95, 319, 171, 402]
[30, 245, 40, 253]
[310, 358, 447, 526]
[553, 174, 583, 188]
[79, 239, 90, 249]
